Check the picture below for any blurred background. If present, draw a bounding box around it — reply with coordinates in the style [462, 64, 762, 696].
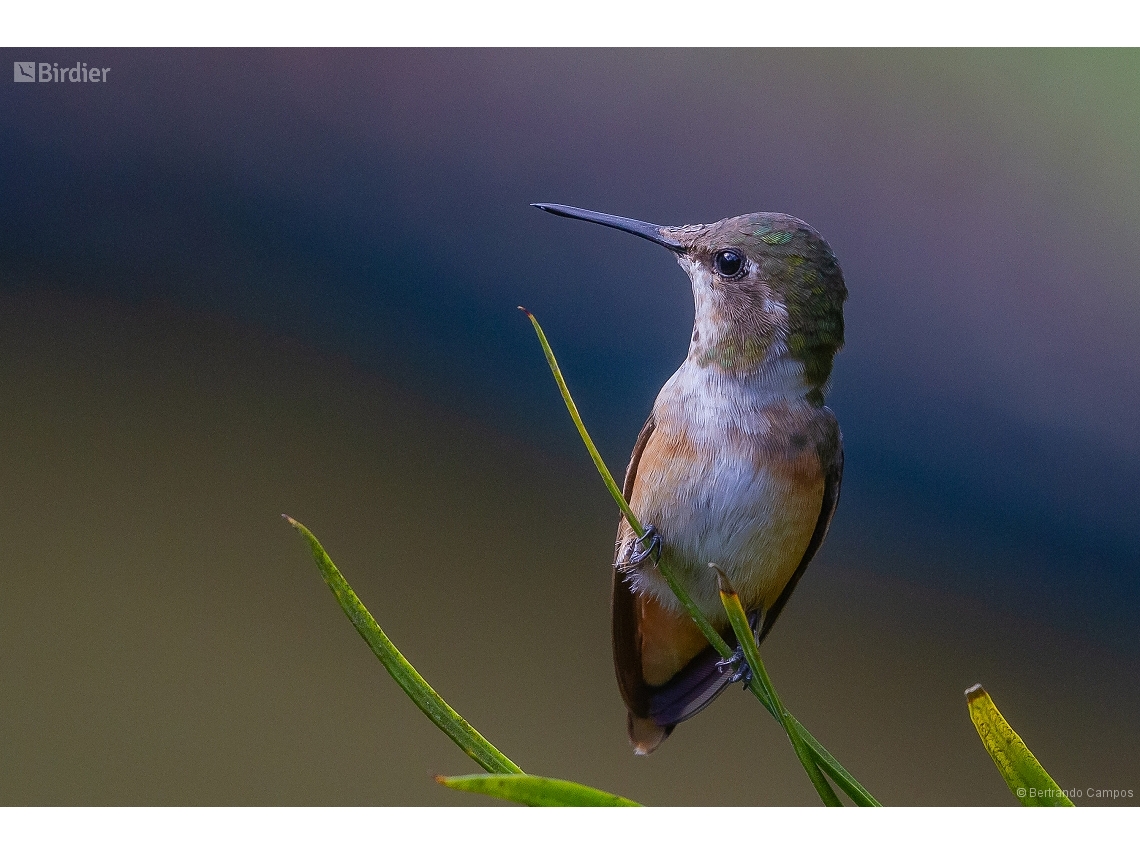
[0, 49, 1137, 806]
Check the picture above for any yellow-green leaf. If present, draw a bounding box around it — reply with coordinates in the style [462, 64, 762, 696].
[437, 773, 640, 806]
[965, 684, 1073, 807]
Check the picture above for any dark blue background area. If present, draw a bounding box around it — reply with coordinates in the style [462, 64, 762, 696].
[2, 47, 1137, 643]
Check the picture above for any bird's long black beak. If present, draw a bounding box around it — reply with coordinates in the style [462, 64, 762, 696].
[531, 203, 684, 252]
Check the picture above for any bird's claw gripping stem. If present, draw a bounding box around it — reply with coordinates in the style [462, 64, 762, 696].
[629, 524, 662, 565]
[718, 648, 753, 688]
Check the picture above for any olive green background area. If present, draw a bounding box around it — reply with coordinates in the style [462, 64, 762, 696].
[2, 291, 1135, 806]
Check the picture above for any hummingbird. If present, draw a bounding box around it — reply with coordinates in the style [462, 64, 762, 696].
[533, 203, 847, 754]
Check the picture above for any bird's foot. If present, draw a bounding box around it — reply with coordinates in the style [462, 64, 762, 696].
[718, 648, 753, 688]
[628, 524, 662, 566]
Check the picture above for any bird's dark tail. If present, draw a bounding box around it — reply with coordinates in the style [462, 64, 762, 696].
[614, 567, 757, 754]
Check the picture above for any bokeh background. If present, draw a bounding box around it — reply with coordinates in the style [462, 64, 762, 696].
[1, 49, 1137, 806]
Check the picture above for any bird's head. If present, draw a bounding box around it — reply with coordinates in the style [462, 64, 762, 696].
[533, 204, 847, 401]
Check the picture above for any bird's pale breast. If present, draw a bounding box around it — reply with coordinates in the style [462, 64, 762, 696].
[619, 374, 828, 626]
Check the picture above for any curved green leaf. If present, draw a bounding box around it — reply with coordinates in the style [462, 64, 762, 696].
[285, 516, 523, 776]
[437, 773, 640, 806]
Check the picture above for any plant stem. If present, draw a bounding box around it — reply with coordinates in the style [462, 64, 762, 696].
[521, 308, 730, 657]
[716, 567, 841, 806]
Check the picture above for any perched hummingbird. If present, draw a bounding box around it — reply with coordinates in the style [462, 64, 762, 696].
[534, 203, 847, 754]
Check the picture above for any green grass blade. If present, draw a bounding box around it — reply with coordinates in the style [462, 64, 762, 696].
[521, 308, 731, 659]
[436, 773, 641, 807]
[784, 717, 880, 807]
[715, 568, 842, 807]
[965, 684, 1073, 807]
[285, 515, 524, 776]
[524, 310, 880, 807]
[520, 309, 642, 536]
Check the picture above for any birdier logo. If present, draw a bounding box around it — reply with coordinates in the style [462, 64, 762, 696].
[13, 61, 110, 83]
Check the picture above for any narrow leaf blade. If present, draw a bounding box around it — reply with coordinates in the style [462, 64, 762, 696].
[965, 684, 1073, 807]
[285, 515, 523, 776]
[716, 569, 842, 807]
[521, 308, 730, 657]
[437, 773, 640, 807]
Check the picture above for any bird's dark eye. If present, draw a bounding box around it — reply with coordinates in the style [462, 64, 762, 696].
[714, 249, 744, 279]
